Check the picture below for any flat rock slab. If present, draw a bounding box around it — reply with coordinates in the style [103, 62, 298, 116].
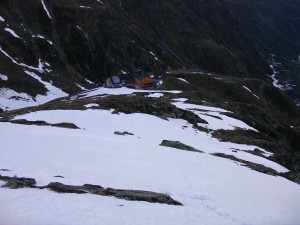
[4, 119, 80, 129]
[211, 153, 279, 176]
[47, 182, 182, 205]
[114, 131, 134, 136]
[0, 176, 182, 205]
[160, 140, 203, 153]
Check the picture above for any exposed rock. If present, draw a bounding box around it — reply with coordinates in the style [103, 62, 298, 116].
[9, 119, 49, 126]
[3, 119, 79, 129]
[0, 175, 36, 189]
[160, 140, 203, 153]
[99, 188, 183, 206]
[52, 122, 80, 129]
[82, 184, 182, 205]
[47, 182, 182, 205]
[46, 182, 87, 194]
[114, 131, 134, 136]
[211, 153, 279, 176]
[281, 171, 300, 185]
[0, 175, 182, 205]
[94, 96, 208, 126]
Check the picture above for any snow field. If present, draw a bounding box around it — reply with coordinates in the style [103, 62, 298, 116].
[1, 108, 300, 225]
[1, 87, 299, 225]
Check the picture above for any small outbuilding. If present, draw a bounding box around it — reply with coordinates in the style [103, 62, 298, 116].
[105, 75, 123, 88]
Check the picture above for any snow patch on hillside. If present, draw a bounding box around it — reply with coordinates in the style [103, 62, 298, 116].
[41, 0, 51, 19]
[147, 93, 164, 98]
[178, 78, 189, 83]
[243, 86, 259, 99]
[172, 99, 258, 132]
[85, 79, 94, 84]
[269, 55, 295, 91]
[5, 28, 20, 39]
[24, 70, 67, 101]
[0, 48, 51, 74]
[79, 87, 181, 98]
[32, 34, 53, 45]
[0, 74, 8, 81]
[80, 5, 92, 9]
[84, 103, 99, 108]
[0, 88, 35, 110]
[0, 83, 66, 111]
[76, 83, 87, 91]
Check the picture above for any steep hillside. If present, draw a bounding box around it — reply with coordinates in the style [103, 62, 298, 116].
[0, 0, 300, 110]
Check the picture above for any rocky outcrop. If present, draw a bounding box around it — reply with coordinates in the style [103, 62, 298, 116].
[47, 182, 182, 205]
[0, 175, 182, 205]
[114, 131, 134, 136]
[96, 95, 208, 126]
[211, 153, 279, 176]
[160, 140, 203, 153]
[0, 175, 36, 189]
[2, 119, 80, 129]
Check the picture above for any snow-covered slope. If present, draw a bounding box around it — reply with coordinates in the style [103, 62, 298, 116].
[0, 87, 299, 225]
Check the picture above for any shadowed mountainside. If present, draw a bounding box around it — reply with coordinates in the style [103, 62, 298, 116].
[0, 0, 299, 102]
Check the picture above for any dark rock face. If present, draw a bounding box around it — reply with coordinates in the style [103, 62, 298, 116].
[160, 140, 203, 153]
[0, 0, 299, 102]
[3, 119, 80, 129]
[0, 175, 36, 189]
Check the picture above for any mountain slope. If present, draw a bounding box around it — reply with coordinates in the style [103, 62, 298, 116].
[0, 0, 300, 109]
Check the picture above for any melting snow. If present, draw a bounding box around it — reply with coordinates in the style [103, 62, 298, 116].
[191, 71, 204, 74]
[41, 0, 52, 19]
[149, 51, 159, 61]
[0, 70, 67, 111]
[269, 55, 294, 91]
[243, 86, 259, 99]
[0, 88, 35, 110]
[24, 70, 67, 100]
[172, 99, 259, 132]
[80, 5, 92, 9]
[147, 93, 164, 98]
[32, 34, 53, 45]
[76, 83, 87, 91]
[0, 48, 51, 74]
[0, 74, 8, 81]
[84, 103, 99, 108]
[4, 28, 21, 38]
[85, 79, 94, 84]
[178, 78, 189, 83]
